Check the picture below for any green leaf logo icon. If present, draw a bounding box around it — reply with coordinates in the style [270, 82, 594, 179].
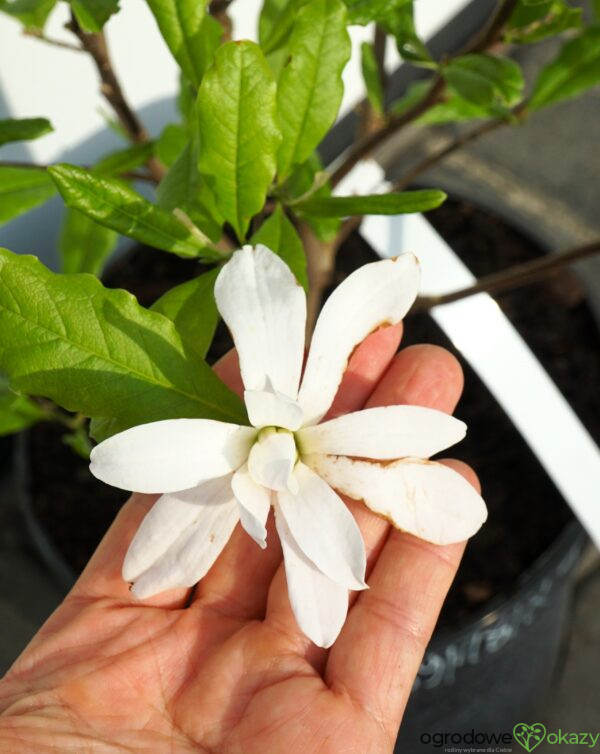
[513, 723, 547, 752]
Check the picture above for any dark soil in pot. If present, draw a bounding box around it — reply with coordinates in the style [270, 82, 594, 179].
[21, 199, 599, 633]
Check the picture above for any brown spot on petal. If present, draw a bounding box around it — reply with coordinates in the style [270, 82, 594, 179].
[209, 533, 216, 543]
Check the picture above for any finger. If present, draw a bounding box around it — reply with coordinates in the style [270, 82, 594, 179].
[325, 461, 477, 740]
[265, 344, 465, 659]
[67, 350, 246, 609]
[194, 325, 403, 622]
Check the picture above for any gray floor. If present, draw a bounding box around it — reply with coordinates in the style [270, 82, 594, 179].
[0, 22, 599, 751]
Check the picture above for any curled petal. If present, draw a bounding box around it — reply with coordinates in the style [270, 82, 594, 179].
[275, 509, 349, 648]
[244, 383, 304, 431]
[297, 405, 466, 459]
[215, 244, 306, 397]
[248, 430, 299, 493]
[123, 476, 239, 596]
[306, 454, 487, 545]
[276, 463, 367, 590]
[298, 254, 419, 427]
[232, 464, 272, 548]
[90, 419, 256, 493]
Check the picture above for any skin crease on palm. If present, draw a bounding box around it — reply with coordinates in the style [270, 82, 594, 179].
[0, 324, 480, 754]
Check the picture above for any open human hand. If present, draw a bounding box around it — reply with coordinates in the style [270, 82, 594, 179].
[0, 325, 479, 754]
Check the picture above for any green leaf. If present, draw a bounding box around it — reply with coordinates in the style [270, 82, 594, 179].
[62, 426, 93, 459]
[297, 189, 447, 217]
[419, 91, 509, 124]
[0, 118, 53, 147]
[70, 0, 119, 31]
[276, 0, 350, 180]
[151, 268, 219, 358]
[48, 164, 218, 259]
[145, 0, 222, 88]
[157, 140, 223, 242]
[383, 2, 431, 63]
[390, 80, 430, 117]
[360, 42, 384, 115]
[259, 0, 307, 53]
[529, 27, 600, 111]
[443, 54, 524, 107]
[594, 0, 600, 19]
[506, 0, 581, 43]
[155, 123, 188, 167]
[0, 0, 56, 29]
[94, 142, 155, 176]
[343, 0, 410, 25]
[60, 209, 117, 276]
[251, 205, 308, 290]
[198, 41, 281, 240]
[0, 376, 44, 436]
[0, 249, 246, 439]
[285, 153, 340, 242]
[0, 167, 56, 224]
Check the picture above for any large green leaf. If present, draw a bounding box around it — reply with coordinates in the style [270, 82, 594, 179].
[258, 0, 307, 53]
[419, 91, 509, 124]
[151, 268, 219, 358]
[70, 0, 120, 31]
[0, 376, 45, 437]
[360, 42, 384, 115]
[529, 27, 600, 111]
[49, 164, 218, 259]
[0, 0, 56, 29]
[60, 209, 117, 275]
[443, 54, 524, 107]
[197, 41, 281, 240]
[251, 205, 308, 290]
[145, 0, 222, 88]
[155, 123, 188, 167]
[0, 167, 56, 224]
[157, 139, 223, 242]
[297, 189, 447, 217]
[0, 249, 246, 438]
[94, 142, 155, 176]
[383, 2, 431, 63]
[276, 0, 350, 180]
[0, 118, 53, 147]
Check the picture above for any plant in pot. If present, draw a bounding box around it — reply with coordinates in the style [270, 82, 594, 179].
[0, 0, 599, 749]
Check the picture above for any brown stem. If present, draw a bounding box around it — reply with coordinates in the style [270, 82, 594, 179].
[67, 15, 165, 182]
[299, 221, 336, 337]
[413, 241, 600, 311]
[329, 0, 519, 189]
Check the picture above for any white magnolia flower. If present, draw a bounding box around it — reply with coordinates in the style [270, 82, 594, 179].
[90, 244, 487, 647]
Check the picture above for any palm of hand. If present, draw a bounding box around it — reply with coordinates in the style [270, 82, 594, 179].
[0, 331, 477, 754]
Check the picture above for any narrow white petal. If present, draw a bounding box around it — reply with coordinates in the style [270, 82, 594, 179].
[232, 464, 271, 548]
[276, 463, 367, 590]
[306, 455, 487, 545]
[298, 254, 419, 426]
[247, 430, 298, 493]
[125, 478, 240, 598]
[297, 405, 466, 459]
[275, 508, 349, 648]
[90, 419, 256, 493]
[215, 244, 306, 397]
[244, 384, 304, 431]
[123, 475, 236, 583]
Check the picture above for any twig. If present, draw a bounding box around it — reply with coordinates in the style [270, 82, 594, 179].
[0, 160, 48, 170]
[413, 240, 600, 311]
[24, 29, 83, 52]
[67, 14, 165, 182]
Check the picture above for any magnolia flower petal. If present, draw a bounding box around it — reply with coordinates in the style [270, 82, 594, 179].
[125, 478, 239, 598]
[298, 254, 419, 426]
[90, 419, 256, 493]
[275, 508, 349, 648]
[277, 462, 367, 590]
[232, 464, 271, 548]
[244, 384, 304, 431]
[214, 244, 306, 397]
[306, 454, 487, 545]
[297, 405, 466, 459]
[248, 430, 299, 493]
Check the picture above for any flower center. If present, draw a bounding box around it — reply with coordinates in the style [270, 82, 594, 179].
[247, 427, 299, 494]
